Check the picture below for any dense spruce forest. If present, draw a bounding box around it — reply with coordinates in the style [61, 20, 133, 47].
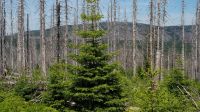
[1, 0, 200, 112]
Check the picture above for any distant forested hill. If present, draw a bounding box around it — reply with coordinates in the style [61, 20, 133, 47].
[7, 22, 193, 54]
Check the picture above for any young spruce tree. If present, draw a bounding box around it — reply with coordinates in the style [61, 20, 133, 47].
[67, 0, 127, 111]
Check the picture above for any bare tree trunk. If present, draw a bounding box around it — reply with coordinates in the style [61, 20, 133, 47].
[172, 33, 176, 69]
[132, 0, 137, 75]
[49, 4, 54, 66]
[51, 4, 55, 63]
[113, 0, 117, 61]
[123, 7, 127, 69]
[110, 0, 113, 52]
[155, 0, 161, 80]
[148, 0, 154, 70]
[10, 0, 14, 70]
[167, 50, 170, 71]
[17, 0, 25, 72]
[161, 0, 167, 77]
[117, 4, 120, 61]
[0, 0, 3, 75]
[20, 0, 25, 69]
[181, 0, 185, 73]
[153, 1, 157, 67]
[26, 14, 30, 73]
[40, 0, 46, 77]
[16, 0, 21, 71]
[56, 0, 61, 62]
[195, 1, 199, 79]
[30, 37, 36, 70]
[191, 23, 195, 78]
[74, 0, 78, 65]
[116, 3, 121, 61]
[196, 0, 200, 80]
[72, 12, 76, 65]
[107, 4, 110, 52]
[64, 0, 68, 62]
[2, 0, 6, 72]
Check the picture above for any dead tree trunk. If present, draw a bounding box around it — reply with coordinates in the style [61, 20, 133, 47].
[117, 3, 121, 61]
[10, 0, 14, 70]
[197, 0, 200, 80]
[17, 0, 25, 72]
[155, 0, 161, 80]
[107, 4, 110, 52]
[132, 0, 137, 75]
[26, 14, 30, 73]
[49, 4, 54, 66]
[56, 0, 61, 62]
[113, 0, 117, 61]
[194, 4, 198, 79]
[149, 0, 158, 91]
[161, 0, 167, 76]
[2, 0, 6, 72]
[74, 0, 78, 65]
[40, 0, 46, 77]
[191, 23, 196, 78]
[30, 37, 36, 70]
[167, 50, 170, 71]
[0, 0, 3, 75]
[153, 1, 157, 67]
[181, 0, 185, 73]
[172, 33, 176, 69]
[51, 4, 55, 63]
[123, 7, 127, 69]
[148, 0, 154, 70]
[64, 0, 68, 62]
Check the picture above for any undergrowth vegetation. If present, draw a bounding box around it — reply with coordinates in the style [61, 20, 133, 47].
[1, 66, 200, 112]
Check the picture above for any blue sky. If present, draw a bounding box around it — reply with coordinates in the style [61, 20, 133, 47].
[6, 0, 197, 32]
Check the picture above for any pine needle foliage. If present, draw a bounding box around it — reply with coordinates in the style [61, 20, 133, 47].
[43, 63, 69, 111]
[67, 0, 127, 111]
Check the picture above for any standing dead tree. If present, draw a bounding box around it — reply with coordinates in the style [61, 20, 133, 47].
[40, 0, 47, 77]
[191, 21, 196, 79]
[113, 0, 117, 61]
[196, 0, 200, 80]
[132, 0, 137, 75]
[64, 0, 68, 62]
[107, 3, 110, 52]
[153, 0, 157, 67]
[109, 0, 113, 53]
[49, 4, 53, 66]
[50, 4, 55, 64]
[117, 2, 121, 61]
[123, 7, 128, 69]
[74, 0, 79, 65]
[161, 0, 167, 77]
[29, 37, 36, 71]
[26, 14, 30, 73]
[148, 0, 154, 70]
[155, 0, 161, 80]
[10, 0, 14, 70]
[17, 0, 25, 72]
[181, 0, 185, 72]
[0, 0, 4, 75]
[56, 0, 61, 62]
[2, 0, 6, 72]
